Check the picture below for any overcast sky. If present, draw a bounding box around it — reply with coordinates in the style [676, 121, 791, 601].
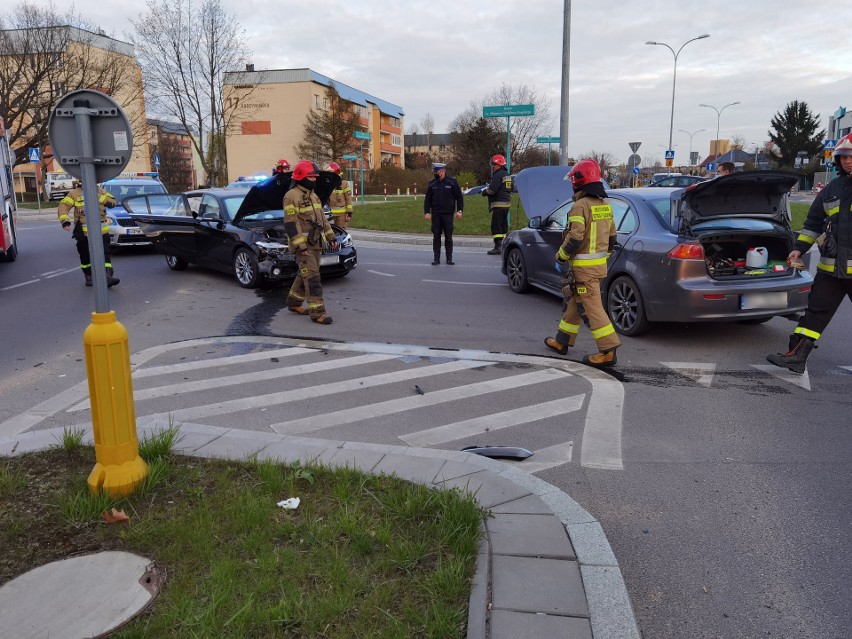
[80, 0, 851, 165]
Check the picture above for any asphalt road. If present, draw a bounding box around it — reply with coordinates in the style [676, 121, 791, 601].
[2, 218, 850, 639]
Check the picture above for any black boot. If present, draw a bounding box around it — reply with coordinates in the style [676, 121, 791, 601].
[766, 336, 815, 374]
[487, 238, 502, 255]
[83, 269, 93, 287]
[431, 255, 440, 265]
[446, 255, 455, 265]
[106, 267, 120, 288]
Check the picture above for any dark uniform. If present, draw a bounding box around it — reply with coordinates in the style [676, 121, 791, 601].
[767, 138, 852, 373]
[483, 162, 512, 255]
[424, 164, 463, 265]
[283, 183, 337, 323]
[57, 186, 118, 287]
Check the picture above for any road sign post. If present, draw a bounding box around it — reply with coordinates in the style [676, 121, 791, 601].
[354, 131, 370, 205]
[49, 89, 147, 498]
[484, 104, 535, 173]
[28, 147, 42, 212]
[536, 136, 560, 165]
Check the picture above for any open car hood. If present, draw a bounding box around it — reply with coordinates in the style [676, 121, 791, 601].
[233, 170, 341, 224]
[675, 170, 800, 227]
[514, 166, 575, 220]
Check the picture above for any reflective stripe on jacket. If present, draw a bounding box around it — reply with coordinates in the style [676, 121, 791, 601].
[56, 187, 115, 234]
[283, 184, 335, 252]
[556, 192, 615, 276]
[328, 179, 353, 215]
[794, 174, 852, 278]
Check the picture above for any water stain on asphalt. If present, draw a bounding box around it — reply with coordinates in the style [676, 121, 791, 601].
[225, 286, 282, 338]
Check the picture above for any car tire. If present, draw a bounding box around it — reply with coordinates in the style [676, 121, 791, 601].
[506, 247, 530, 293]
[606, 276, 650, 336]
[2, 213, 17, 262]
[233, 247, 262, 288]
[165, 254, 188, 271]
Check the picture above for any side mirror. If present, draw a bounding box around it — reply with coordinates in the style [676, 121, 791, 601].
[529, 216, 542, 229]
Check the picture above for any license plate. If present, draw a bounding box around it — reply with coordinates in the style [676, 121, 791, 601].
[320, 254, 338, 266]
[740, 291, 787, 310]
[127, 228, 142, 235]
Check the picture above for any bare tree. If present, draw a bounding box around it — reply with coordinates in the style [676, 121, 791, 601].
[154, 133, 193, 192]
[131, 0, 252, 187]
[730, 133, 747, 150]
[295, 83, 360, 165]
[0, 1, 146, 174]
[420, 113, 435, 148]
[579, 150, 617, 178]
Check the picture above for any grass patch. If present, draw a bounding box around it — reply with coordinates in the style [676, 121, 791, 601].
[0, 444, 484, 638]
[50, 426, 86, 453]
[790, 202, 808, 231]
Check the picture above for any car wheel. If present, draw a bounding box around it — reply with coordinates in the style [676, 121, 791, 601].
[607, 276, 650, 336]
[506, 247, 530, 293]
[2, 213, 17, 262]
[233, 247, 262, 288]
[165, 254, 188, 271]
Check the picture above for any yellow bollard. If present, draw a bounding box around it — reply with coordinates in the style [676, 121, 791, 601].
[83, 311, 148, 497]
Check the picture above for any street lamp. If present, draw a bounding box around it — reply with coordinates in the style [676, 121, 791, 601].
[678, 128, 706, 166]
[646, 34, 710, 172]
[699, 101, 741, 175]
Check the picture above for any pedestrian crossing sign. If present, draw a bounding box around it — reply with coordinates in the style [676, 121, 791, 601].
[824, 139, 837, 150]
[28, 147, 40, 162]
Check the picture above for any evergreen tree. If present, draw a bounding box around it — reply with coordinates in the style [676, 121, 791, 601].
[767, 101, 824, 168]
[295, 83, 360, 166]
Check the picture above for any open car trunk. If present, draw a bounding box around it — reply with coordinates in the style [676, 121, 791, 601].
[697, 227, 795, 280]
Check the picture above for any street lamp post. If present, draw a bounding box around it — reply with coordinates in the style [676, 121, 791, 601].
[678, 128, 706, 166]
[646, 34, 710, 172]
[699, 101, 741, 175]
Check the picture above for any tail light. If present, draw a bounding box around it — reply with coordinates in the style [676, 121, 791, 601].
[667, 243, 705, 260]
[799, 286, 812, 293]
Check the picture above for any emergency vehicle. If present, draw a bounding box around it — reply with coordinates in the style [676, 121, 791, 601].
[0, 116, 19, 262]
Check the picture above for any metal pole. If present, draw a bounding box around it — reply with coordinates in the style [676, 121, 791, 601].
[559, 0, 571, 165]
[700, 102, 740, 176]
[506, 115, 511, 174]
[359, 140, 365, 206]
[73, 99, 109, 313]
[33, 164, 42, 214]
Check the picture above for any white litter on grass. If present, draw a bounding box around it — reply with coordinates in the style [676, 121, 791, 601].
[277, 497, 300, 509]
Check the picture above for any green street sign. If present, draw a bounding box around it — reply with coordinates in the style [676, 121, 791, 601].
[341, 153, 358, 160]
[353, 131, 371, 140]
[536, 136, 560, 144]
[483, 104, 535, 118]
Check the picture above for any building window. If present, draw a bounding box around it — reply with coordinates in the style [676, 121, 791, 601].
[389, 117, 400, 128]
[391, 135, 401, 146]
[315, 94, 321, 107]
[52, 82, 66, 97]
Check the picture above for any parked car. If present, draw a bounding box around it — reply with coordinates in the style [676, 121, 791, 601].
[649, 175, 707, 188]
[120, 171, 357, 288]
[650, 172, 682, 184]
[501, 167, 813, 336]
[225, 175, 269, 190]
[100, 176, 168, 249]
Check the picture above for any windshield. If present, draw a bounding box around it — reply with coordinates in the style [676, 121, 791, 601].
[103, 182, 166, 199]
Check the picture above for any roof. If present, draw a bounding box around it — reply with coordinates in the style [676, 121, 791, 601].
[405, 133, 452, 147]
[222, 68, 404, 119]
[147, 118, 195, 136]
[0, 25, 134, 57]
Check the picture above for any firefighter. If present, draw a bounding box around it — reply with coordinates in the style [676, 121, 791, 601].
[283, 161, 338, 324]
[326, 161, 353, 229]
[57, 179, 119, 287]
[424, 163, 463, 265]
[766, 132, 852, 373]
[482, 154, 512, 255]
[544, 159, 620, 367]
[273, 159, 291, 175]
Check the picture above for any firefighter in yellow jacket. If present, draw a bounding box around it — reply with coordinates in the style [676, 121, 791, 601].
[283, 161, 338, 324]
[544, 159, 620, 367]
[325, 161, 352, 229]
[57, 180, 119, 287]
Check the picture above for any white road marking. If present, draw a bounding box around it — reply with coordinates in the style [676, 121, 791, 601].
[69, 353, 397, 410]
[841, 366, 852, 373]
[421, 279, 504, 286]
[43, 267, 80, 279]
[271, 368, 571, 435]
[1, 280, 39, 291]
[145, 359, 495, 423]
[751, 364, 812, 391]
[661, 362, 717, 387]
[367, 269, 395, 277]
[505, 441, 575, 473]
[401, 394, 585, 447]
[131, 346, 315, 378]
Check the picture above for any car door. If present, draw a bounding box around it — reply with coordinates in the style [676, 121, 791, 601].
[605, 196, 635, 272]
[194, 193, 236, 270]
[528, 200, 572, 291]
[121, 194, 197, 260]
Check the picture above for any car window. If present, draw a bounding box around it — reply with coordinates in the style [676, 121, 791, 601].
[223, 196, 247, 220]
[122, 194, 190, 217]
[186, 195, 203, 215]
[608, 199, 637, 233]
[647, 197, 674, 231]
[200, 194, 221, 219]
[545, 200, 573, 228]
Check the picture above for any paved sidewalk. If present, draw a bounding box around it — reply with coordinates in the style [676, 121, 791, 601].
[0, 422, 639, 639]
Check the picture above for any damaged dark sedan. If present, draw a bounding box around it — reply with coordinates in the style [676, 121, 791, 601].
[120, 171, 357, 288]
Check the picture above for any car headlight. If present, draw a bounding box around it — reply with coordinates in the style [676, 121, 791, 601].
[255, 240, 288, 257]
[107, 215, 118, 226]
[340, 233, 353, 248]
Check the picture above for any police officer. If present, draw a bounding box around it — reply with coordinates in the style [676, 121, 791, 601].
[424, 163, 463, 265]
[544, 159, 620, 367]
[482, 154, 512, 255]
[57, 179, 119, 287]
[326, 161, 353, 229]
[767, 133, 852, 373]
[283, 161, 338, 324]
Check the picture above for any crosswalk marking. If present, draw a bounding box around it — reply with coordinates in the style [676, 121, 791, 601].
[505, 441, 575, 473]
[661, 362, 716, 387]
[751, 364, 811, 391]
[69, 353, 398, 410]
[270, 368, 571, 435]
[145, 359, 496, 423]
[400, 394, 586, 447]
[132, 347, 315, 378]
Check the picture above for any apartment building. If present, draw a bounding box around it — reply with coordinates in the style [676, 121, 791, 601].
[222, 68, 404, 182]
[147, 118, 200, 191]
[0, 26, 150, 196]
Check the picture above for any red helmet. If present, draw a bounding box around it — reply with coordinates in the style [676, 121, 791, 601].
[491, 154, 506, 167]
[275, 159, 290, 172]
[567, 159, 602, 189]
[292, 160, 320, 181]
[326, 161, 342, 174]
[833, 133, 852, 174]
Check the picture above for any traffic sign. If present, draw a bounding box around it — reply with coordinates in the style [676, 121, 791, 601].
[483, 104, 535, 117]
[628, 142, 642, 153]
[665, 149, 675, 161]
[153, 153, 160, 167]
[627, 153, 641, 168]
[824, 139, 837, 150]
[354, 131, 370, 140]
[342, 153, 358, 160]
[536, 136, 560, 144]
[665, 159, 673, 167]
[632, 167, 640, 174]
[29, 147, 40, 162]
[706, 162, 715, 172]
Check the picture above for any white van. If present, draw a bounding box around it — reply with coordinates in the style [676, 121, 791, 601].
[44, 171, 75, 200]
